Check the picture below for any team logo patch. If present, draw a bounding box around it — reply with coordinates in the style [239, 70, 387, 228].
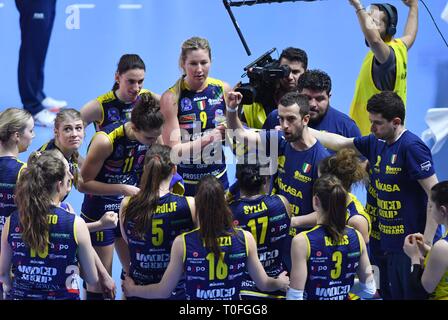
[420, 161, 432, 172]
[107, 107, 120, 122]
[193, 251, 199, 258]
[316, 251, 322, 257]
[179, 123, 195, 130]
[302, 163, 312, 173]
[197, 100, 207, 110]
[390, 154, 397, 164]
[180, 97, 193, 112]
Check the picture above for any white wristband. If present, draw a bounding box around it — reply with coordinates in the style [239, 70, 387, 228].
[226, 106, 238, 113]
[286, 287, 304, 300]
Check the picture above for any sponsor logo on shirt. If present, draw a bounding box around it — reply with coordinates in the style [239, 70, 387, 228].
[179, 113, 197, 123]
[181, 97, 193, 112]
[420, 161, 432, 172]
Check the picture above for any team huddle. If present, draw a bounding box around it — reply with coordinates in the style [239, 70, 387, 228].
[1, 0, 448, 301]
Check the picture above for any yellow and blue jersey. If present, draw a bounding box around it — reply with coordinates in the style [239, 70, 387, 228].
[264, 130, 329, 236]
[302, 225, 362, 300]
[94, 89, 152, 132]
[170, 77, 227, 195]
[354, 131, 435, 253]
[0, 156, 26, 237]
[230, 194, 290, 299]
[81, 122, 148, 241]
[346, 192, 371, 233]
[7, 206, 80, 300]
[125, 193, 194, 286]
[183, 228, 248, 300]
[428, 233, 448, 300]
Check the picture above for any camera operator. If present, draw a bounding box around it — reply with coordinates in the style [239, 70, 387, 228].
[238, 47, 308, 129]
[348, 0, 418, 135]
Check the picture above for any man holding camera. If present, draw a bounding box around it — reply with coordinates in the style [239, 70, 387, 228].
[348, 0, 419, 135]
[239, 47, 308, 129]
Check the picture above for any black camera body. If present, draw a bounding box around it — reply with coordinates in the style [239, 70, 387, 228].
[236, 48, 291, 105]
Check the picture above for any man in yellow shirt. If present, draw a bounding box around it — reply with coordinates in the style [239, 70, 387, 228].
[348, 0, 419, 135]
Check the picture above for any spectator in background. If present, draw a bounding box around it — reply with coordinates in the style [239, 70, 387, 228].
[15, 0, 68, 127]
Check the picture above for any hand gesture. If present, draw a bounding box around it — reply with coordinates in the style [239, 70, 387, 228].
[403, 233, 423, 261]
[402, 0, 418, 8]
[277, 271, 290, 292]
[100, 272, 117, 300]
[121, 275, 136, 298]
[99, 211, 118, 230]
[348, 0, 363, 9]
[226, 91, 243, 110]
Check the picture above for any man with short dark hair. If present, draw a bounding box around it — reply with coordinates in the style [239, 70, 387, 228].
[310, 91, 439, 300]
[264, 70, 361, 151]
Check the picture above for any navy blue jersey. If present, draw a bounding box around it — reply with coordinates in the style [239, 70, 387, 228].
[183, 228, 248, 300]
[81, 122, 148, 222]
[0, 157, 25, 237]
[302, 225, 362, 300]
[94, 89, 152, 131]
[262, 109, 280, 131]
[170, 77, 227, 195]
[7, 206, 80, 300]
[125, 193, 194, 285]
[39, 139, 78, 199]
[366, 171, 381, 255]
[81, 122, 149, 246]
[263, 130, 329, 236]
[230, 194, 290, 299]
[226, 181, 241, 203]
[354, 131, 435, 252]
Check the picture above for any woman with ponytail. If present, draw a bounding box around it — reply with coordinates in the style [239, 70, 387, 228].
[81, 54, 161, 132]
[160, 36, 231, 196]
[0, 150, 98, 300]
[122, 175, 289, 300]
[229, 162, 291, 300]
[318, 148, 371, 244]
[0, 108, 34, 238]
[287, 175, 376, 300]
[0, 108, 34, 299]
[119, 144, 196, 299]
[78, 91, 169, 299]
[290, 149, 371, 245]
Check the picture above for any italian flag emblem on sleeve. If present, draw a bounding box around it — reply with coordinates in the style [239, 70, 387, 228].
[391, 154, 397, 164]
[197, 100, 206, 110]
[302, 162, 312, 173]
